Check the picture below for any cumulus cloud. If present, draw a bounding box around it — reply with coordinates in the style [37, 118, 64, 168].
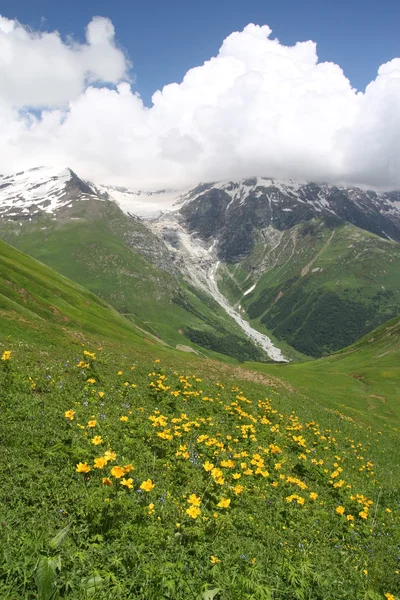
[1, 16, 400, 190]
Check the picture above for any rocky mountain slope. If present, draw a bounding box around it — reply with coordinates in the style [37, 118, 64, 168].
[155, 177, 400, 357]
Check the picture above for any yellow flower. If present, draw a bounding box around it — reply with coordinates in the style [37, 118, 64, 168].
[347, 514, 354, 522]
[104, 450, 116, 462]
[234, 484, 244, 495]
[87, 420, 97, 428]
[140, 479, 155, 492]
[210, 556, 220, 564]
[309, 492, 318, 501]
[148, 503, 155, 515]
[386, 508, 392, 513]
[94, 457, 107, 469]
[120, 416, 128, 422]
[98, 391, 104, 398]
[123, 464, 134, 473]
[1, 350, 11, 361]
[102, 477, 112, 486]
[217, 498, 231, 509]
[155, 359, 161, 364]
[186, 506, 201, 519]
[359, 510, 368, 520]
[336, 506, 345, 516]
[232, 473, 241, 480]
[120, 478, 133, 489]
[385, 594, 396, 600]
[203, 461, 214, 472]
[110, 466, 125, 479]
[76, 462, 90, 473]
[187, 494, 201, 506]
[64, 409, 75, 420]
[118, 371, 123, 375]
[87, 378, 96, 384]
[91, 436, 103, 446]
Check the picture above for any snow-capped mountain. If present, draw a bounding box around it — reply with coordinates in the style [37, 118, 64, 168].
[0, 166, 101, 219]
[1, 166, 400, 361]
[0, 166, 182, 220]
[174, 177, 400, 261]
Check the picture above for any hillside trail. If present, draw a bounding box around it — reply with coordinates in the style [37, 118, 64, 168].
[301, 230, 335, 278]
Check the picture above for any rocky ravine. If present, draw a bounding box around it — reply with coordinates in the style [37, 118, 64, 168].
[150, 213, 288, 362]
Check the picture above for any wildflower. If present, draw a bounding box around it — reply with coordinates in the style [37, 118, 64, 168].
[76, 462, 90, 473]
[148, 503, 155, 515]
[186, 506, 201, 519]
[309, 492, 318, 501]
[87, 378, 96, 384]
[91, 436, 103, 446]
[118, 371, 123, 375]
[120, 478, 133, 489]
[155, 359, 161, 364]
[210, 556, 220, 564]
[232, 473, 241, 480]
[140, 479, 155, 492]
[123, 464, 134, 473]
[98, 391, 104, 398]
[385, 594, 395, 600]
[110, 466, 125, 479]
[335, 506, 345, 516]
[102, 477, 112, 486]
[234, 484, 244, 495]
[386, 508, 392, 513]
[187, 494, 201, 507]
[1, 350, 11, 361]
[87, 420, 97, 428]
[347, 514, 355, 522]
[203, 461, 214, 472]
[359, 510, 368, 520]
[64, 409, 75, 420]
[94, 457, 107, 469]
[217, 498, 231, 509]
[120, 416, 128, 422]
[104, 450, 117, 462]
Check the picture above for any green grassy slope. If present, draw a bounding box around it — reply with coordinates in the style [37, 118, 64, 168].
[247, 314, 400, 426]
[0, 236, 150, 348]
[218, 219, 400, 357]
[0, 240, 399, 598]
[0, 201, 265, 362]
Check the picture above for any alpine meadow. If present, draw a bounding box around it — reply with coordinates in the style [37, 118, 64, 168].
[1, 5, 400, 600]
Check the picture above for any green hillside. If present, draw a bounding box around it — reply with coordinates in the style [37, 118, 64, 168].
[218, 219, 400, 357]
[0, 201, 265, 362]
[248, 314, 400, 425]
[0, 240, 399, 598]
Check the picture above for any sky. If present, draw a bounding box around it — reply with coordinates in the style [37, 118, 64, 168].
[1, 0, 400, 189]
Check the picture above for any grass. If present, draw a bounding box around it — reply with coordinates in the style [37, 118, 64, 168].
[1, 341, 399, 599]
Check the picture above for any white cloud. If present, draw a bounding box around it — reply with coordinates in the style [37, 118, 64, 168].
[1, 17, 400, 190]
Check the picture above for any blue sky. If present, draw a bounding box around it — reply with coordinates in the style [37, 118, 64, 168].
[2, 0, 400, 106]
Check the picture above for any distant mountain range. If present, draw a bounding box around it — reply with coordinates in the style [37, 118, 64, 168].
[1, 166, 400, 360]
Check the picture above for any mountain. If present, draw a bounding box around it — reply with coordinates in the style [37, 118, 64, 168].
[0, 167, 276, 363]
[167, 177, 400, 357]
[1, 167, 400, 361]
